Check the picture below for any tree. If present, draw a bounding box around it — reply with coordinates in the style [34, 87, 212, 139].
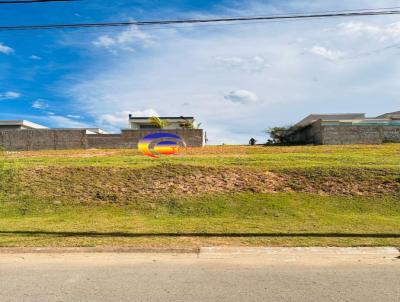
[149, 116, 170, 129]
[179, 116, 202, 129]
[179, 120, 194, 129]
[265, 126, 292, 144]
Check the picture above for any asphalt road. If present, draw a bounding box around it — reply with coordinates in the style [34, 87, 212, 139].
[0, 248, 399, 302]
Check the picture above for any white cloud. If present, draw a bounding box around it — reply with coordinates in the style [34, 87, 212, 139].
[310, 46, 346, 61]
[215, 55, 270, 72]
[67, 114, 81, 119]
[338, 21, 400, 42]
[93, 25, 155, 52]
[30, 55, 42, 60]
[0, 42, 13, 55]
[0, 91, 21, 100]
[97, 109, 158, 129]
[93, 36, 116, 48]
[224, 90, 259, 104]
[32, 99, 48, 109]
[117, 26, 152, 45]
[339, 22, 381, 36]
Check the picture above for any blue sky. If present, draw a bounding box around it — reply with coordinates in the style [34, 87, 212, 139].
[0, 0, 400, 144]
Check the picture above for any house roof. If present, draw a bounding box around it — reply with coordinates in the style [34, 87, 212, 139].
[0, 120, 48, 129]
[294, 113, 366, 128]
[376, 111, 400, 118]
[52, 128, 109, 134]
[129, 116, 194, 120]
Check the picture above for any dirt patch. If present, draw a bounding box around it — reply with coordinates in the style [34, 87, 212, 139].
[5, 149, 125, 158]
[280, 168, 400, 196]
[19, 165, 399, 203]
[20, 165, 284, 203]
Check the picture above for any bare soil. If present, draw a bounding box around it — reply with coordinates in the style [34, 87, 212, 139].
[19, 165, 399, 203]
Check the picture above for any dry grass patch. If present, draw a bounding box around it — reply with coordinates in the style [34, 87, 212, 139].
[20, 165, 284, 203]
[18, 165, 399, 203]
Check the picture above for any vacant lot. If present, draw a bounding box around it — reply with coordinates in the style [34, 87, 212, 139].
[0, 145, 399, 247]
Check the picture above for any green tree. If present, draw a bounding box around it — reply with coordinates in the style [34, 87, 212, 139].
[265, 126, 293, 144]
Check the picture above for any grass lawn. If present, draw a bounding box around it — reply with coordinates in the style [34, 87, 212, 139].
[2, 144, 400, 170]
[0, 145, 399, 248]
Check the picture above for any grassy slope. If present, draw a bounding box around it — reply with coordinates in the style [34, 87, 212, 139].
[1, 193, 399, 247]
[3, 144, 400, 169]
[0, 145, 399, 247]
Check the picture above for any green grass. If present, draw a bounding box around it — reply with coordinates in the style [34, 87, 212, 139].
[0, 145, 399, 248]
[1, 144, 400, 170]
[0, 193, 399, 247]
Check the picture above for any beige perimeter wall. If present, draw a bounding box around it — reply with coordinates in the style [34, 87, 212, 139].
[0, 129, 204, 151]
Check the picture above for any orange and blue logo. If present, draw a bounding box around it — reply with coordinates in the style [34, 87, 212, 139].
[138, 132, 186, 158]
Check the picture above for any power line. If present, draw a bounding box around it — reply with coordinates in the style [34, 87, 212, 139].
[0, 0, 77, 4]
[219, 6, 400, 18]
[0, 8, 400, 31]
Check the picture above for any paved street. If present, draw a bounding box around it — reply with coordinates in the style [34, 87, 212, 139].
[0, 248, 399, 302]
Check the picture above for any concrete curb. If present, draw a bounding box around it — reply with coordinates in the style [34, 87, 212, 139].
[0, 247, 199, 254]
[0, 247, 398, 256]
[200, 247, 400, 256]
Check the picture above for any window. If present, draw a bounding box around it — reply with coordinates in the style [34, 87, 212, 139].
[139, 124, 159, 129]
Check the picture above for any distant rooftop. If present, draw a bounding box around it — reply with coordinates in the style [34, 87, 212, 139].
[52, 128, 109, 134]
[294, 111, 400, 128]
[129, 115, 194, 120]
[294, 113, 366, 128]
[376, 111, 400, 119]
[0, 120, 48, 129]
[0, 121, 108, 134]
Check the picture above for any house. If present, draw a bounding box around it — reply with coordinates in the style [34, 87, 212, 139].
[0, 120, 48, 130]
[125, 115, 204, 147]
[128, 115, 197, 130]
[0, 121, 108, 134]
[376, 111, 400, 119]
[294, 114, 366, 128]
[284, 111, 400, 145]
